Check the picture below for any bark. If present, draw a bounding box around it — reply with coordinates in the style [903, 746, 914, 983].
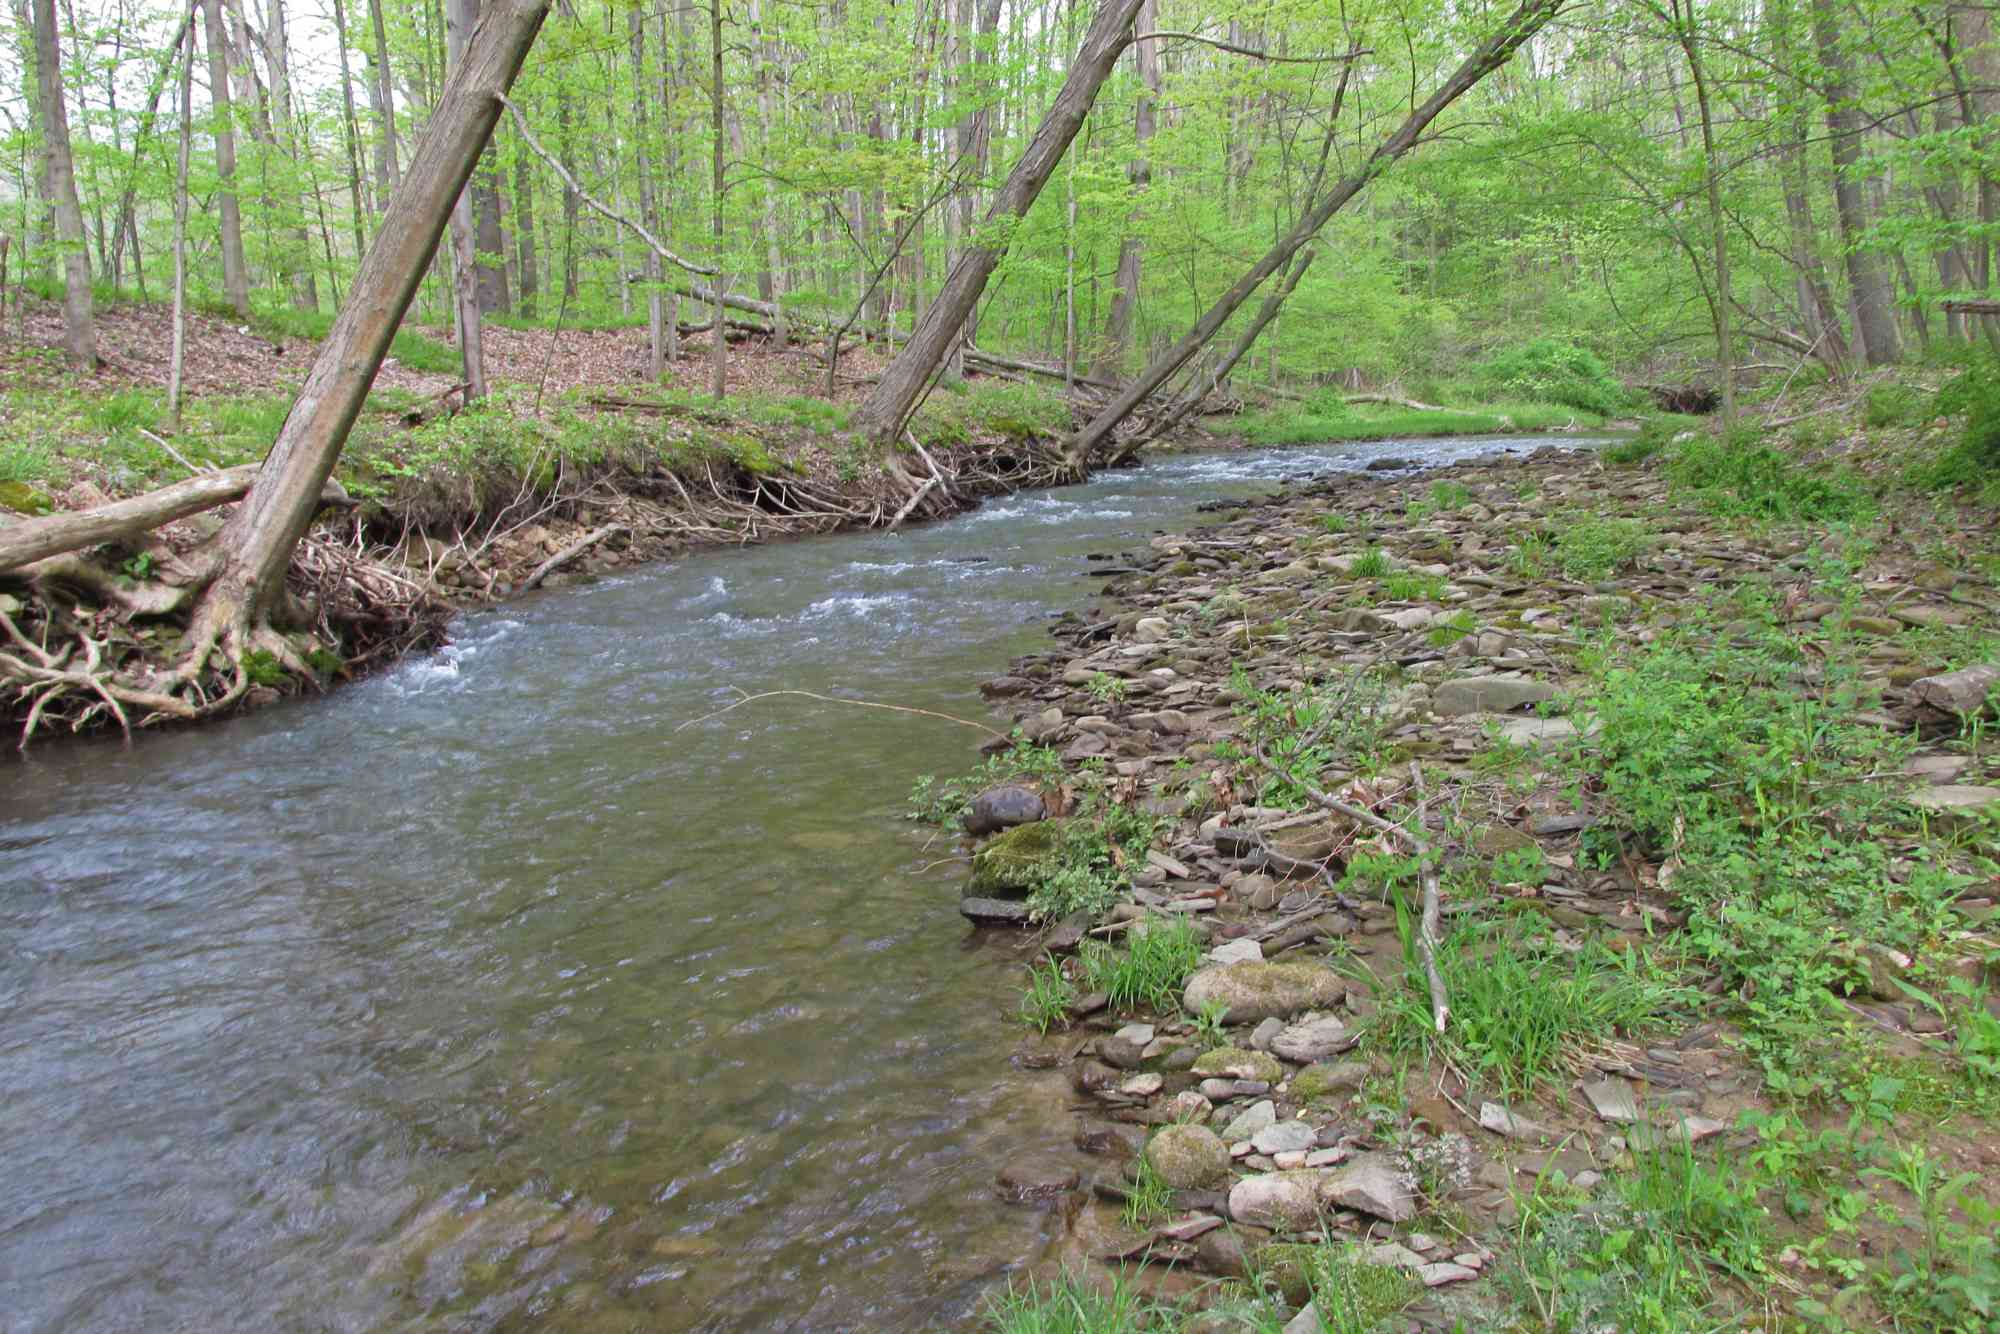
[0, 466, 264, 571]
[31, 0, 93, 366]
[1811, 0, 1900, 365]
[555, 89, 578, 299]
[202, 0, 251, 317]
[749, 0, 785, 346]
[10, 0, 45, 274]
[1064, 0, 1563, 465]
[852, 0, 1147, 440]
[1094, 0, 1159, 376]
[514, 137, 537, 317]
[200, 0, 549, 625]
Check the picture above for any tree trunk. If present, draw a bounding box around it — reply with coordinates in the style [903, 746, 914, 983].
[366, 0, 400, 204]
[556, 88, 579, 300]
[201, 0, 251, 317]
[1094, 0, 1157, 376]
[1064, 0, 1562, 466]
[265, 0, 319, 311]
[31, 0, 93, 366]
[1811, 0, 1900, 364]
[446, 0, 487, 398]
[1671, 0, 1733, 422]
[330, 0, 370, 261]
[169, 17, 193, 425]
[852, 0, 1146, 440]
[514, 136, 537, 317]
[629, 4, 667, 378]
[200, 0, 549, 629]
[709, 0, 727, 399]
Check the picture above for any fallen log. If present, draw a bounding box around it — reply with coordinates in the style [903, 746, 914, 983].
[519, 524, 626, 592]
[0, 467, 349, 574]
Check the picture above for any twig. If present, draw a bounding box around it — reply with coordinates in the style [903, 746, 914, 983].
[139, 427, 213, 474]
[1132, 30, 1373, 62]
[675, 687, 1008, 739]
[1408, 761, 1450, 1036]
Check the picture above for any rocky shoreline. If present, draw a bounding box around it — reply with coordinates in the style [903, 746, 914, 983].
[937, 444, 2000, 1328]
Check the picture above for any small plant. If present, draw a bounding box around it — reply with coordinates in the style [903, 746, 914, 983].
[1086, 672, 1129, 703]
[1508, 534, 1551, 579]
[982, 1269, 1158, 1333]
[1666, 428, 1873, 522]
[1019, 955, 1076, 1034]
[1320, 511, 1350, 533]
[1427, 609, 1477, 647]
[1190, 997, 1231, 1049]
[119, 551, 157, 580]
[1428, 480, 1473, 510]
[1863, 381, 1929, 428]
[1553, 514, 1646, 581]
[1381, 570, 1448, 602]
[242, 649, 289, 688]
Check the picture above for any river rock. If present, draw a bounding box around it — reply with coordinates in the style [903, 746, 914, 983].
[1906, 785, 2000, 817]
[1227, 1170, 1326, 1231]
[968, 820, 1065, 895]
[1269, 1016, 1357, 1063]
[1134, 616, 1173, 643]
[960, 897, 1032, 925]
[1192, 1046, 1284, 1084]
[1324, 1154, 1417, 1223]
[1433, 674, 1559, 716]
[1251, 1119, 1317, 1155]
[1183, 961, 1345, 1023]
[1221, 1098, 1278, 1142]
[1146, 1123, 1231, 1190]
[1418, 1261, 1479, 1287]
[1292, 1061, 1370, 1101]
[963, 784, 1048, 836]
[1207, 937, 1264, 966]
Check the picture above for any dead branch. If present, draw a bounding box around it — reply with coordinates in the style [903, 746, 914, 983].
[519, 524, 626, 592]
[674, 686, 1008, 739]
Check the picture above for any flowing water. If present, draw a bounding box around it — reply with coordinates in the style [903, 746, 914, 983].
[0, 435, 1599, 1332]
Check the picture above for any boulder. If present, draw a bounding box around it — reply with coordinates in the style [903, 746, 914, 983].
[1291, 1061, 1370, 1101]
[1183, 962, 1345, 1024]
[1146, 1124, 1231, 1190]
[963, 784, 1047, 836]
[968, 820, 1066, 896]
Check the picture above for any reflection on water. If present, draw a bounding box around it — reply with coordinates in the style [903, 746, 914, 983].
[0, 436, 1594, 1331]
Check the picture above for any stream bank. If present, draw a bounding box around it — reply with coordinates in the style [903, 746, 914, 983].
[943, 442, 2000, 1329]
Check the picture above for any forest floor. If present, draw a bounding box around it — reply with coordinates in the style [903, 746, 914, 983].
[925, 420, 2000, 1331]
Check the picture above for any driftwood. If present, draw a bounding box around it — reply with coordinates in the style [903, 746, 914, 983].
[0, 467, 349, 573]
[1342, 393, 1446, 411]
[519, 524, 626, 592]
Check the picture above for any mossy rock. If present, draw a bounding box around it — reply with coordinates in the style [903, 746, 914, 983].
[1291, 1060, 1369, 1102]
[1144, 1123, 1230, 1190]
[1190, 1046, 1284, 1084]
[968, 819, 1068, 895]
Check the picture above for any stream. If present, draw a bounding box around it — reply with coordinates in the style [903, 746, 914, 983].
[0, 434, 1600, 1332]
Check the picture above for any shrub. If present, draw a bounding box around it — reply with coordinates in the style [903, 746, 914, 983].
[1666, 428, 1872, 522]
[1863, 382, 1929, 429]
[1919, 351, 2000, 491]
[1473, 338, 1632, 416]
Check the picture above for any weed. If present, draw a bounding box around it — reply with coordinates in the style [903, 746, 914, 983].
[1300, 1242, 1416, 1331]
[242, 649, 288, 688]
[1381, 570, 1447, 602]
[1321, 511, 1350, 533]
[909, 743, 1065, 824]
[982, 1269, 1157, 1333]
[1509, 534, 1552, 579]
[1427, 610, 1477, 647]
[1119, 1153, 1174, 1230]
[1087, 672, 1130, 703]
[1553, 513, 1646, 581]
[0, 439, 59, 486]
[1190, 998, 1231, 1050]
[1862, 381, 1930, 429]
[1666, 429, 1873, 522]
[1428, 480, 1473, 511]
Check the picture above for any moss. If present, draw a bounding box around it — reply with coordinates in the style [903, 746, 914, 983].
[968, 819, 1069, 895]
[1291, 1061, 1369, 1102]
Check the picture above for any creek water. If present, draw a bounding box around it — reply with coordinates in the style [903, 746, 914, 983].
[0, 434, 1598, 1332]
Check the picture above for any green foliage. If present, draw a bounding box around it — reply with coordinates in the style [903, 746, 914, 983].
[1602, 415, 1702, 466]
[1297, 1243, 1416, 1331]
[1552, 513, 1647, 581]
[241, 649, 289, 688]
[1225, 664, 1398, 801]
[0, 440, 58, 487]
[1921, 351, 2000, 494]
[1473, 338, 1632, 416]
[1079, 919, 1205, 1012]
[1119, 1153, 1174, 1230]
[1381, 570, 1448, 601]
[1862, 381, 1930, 428]
[1665, 430, 1873, 522]
[1350, 547, 1391, 578]
[912, 382, 1069, 446]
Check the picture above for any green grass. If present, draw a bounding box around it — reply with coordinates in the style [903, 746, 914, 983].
[1079, 918, 1205, 1012]
[982, 1270, 1158, 1334]
[1376, 920, 1692, 1100]
[1238, 399, 1608, 446]
[1665, 429, 1874, 523]
[1553, 513, 1647, 581]
[1119, 1152, 1174, 1230]
[1019, 954, 1077, 1033]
